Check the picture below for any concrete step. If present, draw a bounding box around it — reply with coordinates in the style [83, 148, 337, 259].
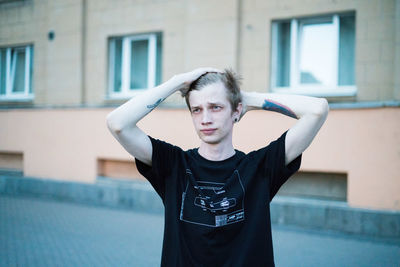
[1, 175, 399, 242]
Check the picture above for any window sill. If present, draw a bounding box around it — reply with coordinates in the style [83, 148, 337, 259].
[106, 90, 146, 101]
[271, 86, 357, 98]
[0, 95, 34, 102]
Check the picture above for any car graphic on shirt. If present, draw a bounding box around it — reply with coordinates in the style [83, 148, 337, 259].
[180, 170, 245, 227]
[194, 197, 236, 212]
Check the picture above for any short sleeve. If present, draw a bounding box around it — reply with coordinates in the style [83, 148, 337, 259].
[248, 130, 302, 201]
[135, 136, 182, 201]
[267, 130, 302, 201]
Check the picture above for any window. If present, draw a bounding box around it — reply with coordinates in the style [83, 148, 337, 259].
[108, 33, 162, 98]
[0, 0, 25, 3]
[271, 13, 356, 97]
[0, 45, 34, 101]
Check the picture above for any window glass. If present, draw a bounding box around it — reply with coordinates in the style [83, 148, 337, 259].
[299, 22, 336, 86]
[338, 15, 355, 86]
[156, 33, 162, 86]
[271, 13, 356, 96]
[0, 45, 33, 99]
[130, 39, 149, 89]
[276, 22, 291, 87]
[11, 48, 26, 93]
[29, 47, 33, 94]
[0, 49, 6, 95]
[113, 38, 122, 92]
[108, 33, 161, 95]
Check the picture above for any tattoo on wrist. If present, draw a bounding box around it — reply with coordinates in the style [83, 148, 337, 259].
[262, 99, 298, 119]
[147, 98, 164, 109]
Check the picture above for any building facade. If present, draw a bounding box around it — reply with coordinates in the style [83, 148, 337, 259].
[0, 0, 399, 211]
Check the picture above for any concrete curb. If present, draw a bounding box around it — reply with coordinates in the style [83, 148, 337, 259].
[0, 175, 163, 214]
[1, 175, 399, 241]
[270, 196, 400, 241]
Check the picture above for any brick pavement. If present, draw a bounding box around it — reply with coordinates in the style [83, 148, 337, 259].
[0, 195, 163, 266]
[1, 195, 399, 267]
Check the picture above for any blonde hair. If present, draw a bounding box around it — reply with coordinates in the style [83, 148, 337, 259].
[181, 68, 242, 112]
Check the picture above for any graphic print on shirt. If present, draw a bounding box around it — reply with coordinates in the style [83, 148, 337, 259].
[180, 169, 245, 227]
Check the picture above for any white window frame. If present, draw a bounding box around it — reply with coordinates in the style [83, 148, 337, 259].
[0, 45, 34, 101]
[271, 14, 356, 97]
[108, 33, 158, 99]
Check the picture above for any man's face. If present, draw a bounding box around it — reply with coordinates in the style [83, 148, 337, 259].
[188, 82, 240, 145]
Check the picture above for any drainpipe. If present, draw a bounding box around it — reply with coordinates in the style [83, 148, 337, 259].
[235, 0, 243, 73]
[81, 0, 87, 106]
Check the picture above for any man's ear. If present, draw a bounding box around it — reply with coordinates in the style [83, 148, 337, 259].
[233, 102, 243, 119]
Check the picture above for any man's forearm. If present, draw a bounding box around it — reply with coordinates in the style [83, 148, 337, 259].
[106, 67, 220, 133]
[242, 91, 328, 119]
[106, 77, 180, 133]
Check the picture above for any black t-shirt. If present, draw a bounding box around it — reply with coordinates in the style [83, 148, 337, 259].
[136, 130, 302, 267]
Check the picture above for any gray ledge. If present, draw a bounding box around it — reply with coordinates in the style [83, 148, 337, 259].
[1, 175, 399, 242]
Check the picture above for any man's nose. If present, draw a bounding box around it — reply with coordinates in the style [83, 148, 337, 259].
[201, 110, 212, 125]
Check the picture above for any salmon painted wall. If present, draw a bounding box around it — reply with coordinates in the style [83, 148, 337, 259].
[0, 107, 399, 211]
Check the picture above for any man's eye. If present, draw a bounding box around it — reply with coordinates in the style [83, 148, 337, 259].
[212, 106, 222, 111]
[192, 108, 200, 113]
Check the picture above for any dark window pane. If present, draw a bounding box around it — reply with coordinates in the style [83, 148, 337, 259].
[276, 22, 291, 87]
[29, 46, 33, 94]
[113, 38, 122, 92]
[0, 49, 6, 95]
[156, 34, 162, 86]
[338, 14, 355, 86]
[130, 39, 148, 89]
[11, 48, 26, 93]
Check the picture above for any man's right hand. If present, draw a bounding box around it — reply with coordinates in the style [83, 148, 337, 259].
[171, 67, 222, 95]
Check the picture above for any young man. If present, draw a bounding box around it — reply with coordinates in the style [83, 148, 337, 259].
[106, 67, 329, 266]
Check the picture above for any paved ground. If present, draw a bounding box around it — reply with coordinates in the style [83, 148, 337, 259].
[0, 195, 399, 267]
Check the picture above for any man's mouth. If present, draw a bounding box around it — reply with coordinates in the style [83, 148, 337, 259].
[200, 128, 217, 135]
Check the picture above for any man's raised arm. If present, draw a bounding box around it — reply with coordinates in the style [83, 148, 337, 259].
[241, 92, 329, 165]
[106, 67, 220, 166]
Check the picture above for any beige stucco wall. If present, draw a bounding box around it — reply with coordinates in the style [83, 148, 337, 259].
[1, 0, 399, 214]
[0, 107, 399, 211]
[1, 0, 399, 108]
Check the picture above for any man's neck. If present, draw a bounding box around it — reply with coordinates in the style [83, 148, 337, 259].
[198, 140, 235, 161]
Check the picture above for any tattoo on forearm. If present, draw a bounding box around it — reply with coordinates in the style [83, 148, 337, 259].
[262, 99, 298, 119]
[147, 98, 164, 109]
